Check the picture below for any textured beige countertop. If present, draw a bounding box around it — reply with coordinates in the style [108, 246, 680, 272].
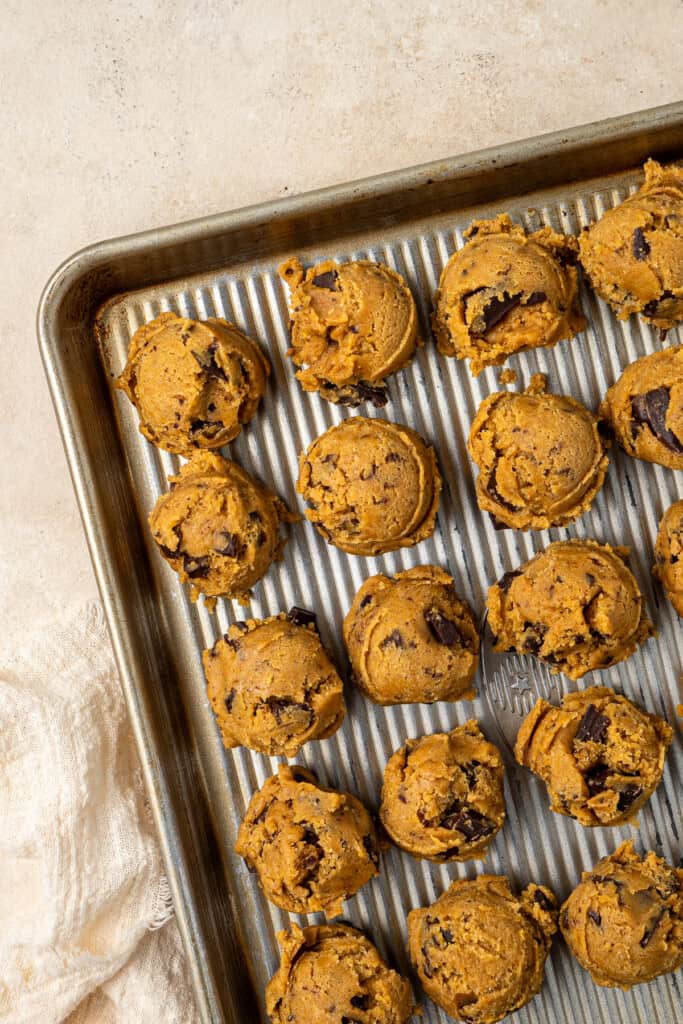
[2, 0, 682, 652]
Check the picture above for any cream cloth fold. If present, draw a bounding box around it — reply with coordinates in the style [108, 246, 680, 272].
[0, 603, 198, 1023]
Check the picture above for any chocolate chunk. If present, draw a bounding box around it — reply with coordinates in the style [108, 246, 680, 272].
[498, 569, 521, 593]
[350, 994, 370, 1010]
[560, 908, 570, 930]
[362, 833, 379, 866]
[421, 947, 434, 978]
[533, 889, 555, 912]
[453, 808, 495, 842]
[587, 909, 602, 926]
[287, 606, 318, 629]
[312, 269, 339, 290]
[359, 594, 373, 608]
[643, 290, 674, 317]
[380, 629, 405, 649]
[631, 386, 683, 453]
[248, 510, 262, 521]
[234, 621, 249, 632]
[632, 227, 650, 261]
[355, 380, 389, 407]
[265, 696, 311, 725]
[424, 608, 464, 646]
[224, 635, 242, 652]
[575, 704, 610, 744]
[522, 622, 547, 655]
[182, 554, 211, 578]
[640, 909, 666, 948]
[191, 343, 227, 381]
[525, 290, 547, 305]
[213, 532, 245, 558]
[341, 1018, 362, 1024]
[158, 542, 180, 560]
[584, 763, 610, 796]
[224, 688, 237, 713]
[490, 513, 507, 530]
[617, 784, 642, 812]
[386, 452, 403, 463]
[256, 530, 267, 547]
[440, 928, 454, 944]
[462, 761, 480, 788]
[472, 291, 522, 336]
[487, 470, 519, 512]
[591, 874, 623, 890]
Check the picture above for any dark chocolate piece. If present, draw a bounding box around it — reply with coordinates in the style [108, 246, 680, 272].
[312, 269, 339, 290]
[522, 622, 547, 655]
[287, 606, 318, 629]
[182, 554, 211, 578]
[265, 696, 312, 725]
[424, 608, 464, 646]
[191, 342, 227, 381]
[525, 290, 547, 305]
[380, 629, 405, 649]
[224, 688, 237, 713]
[631, 386, 683, 454]
[575, 704, 610, 744]
[350, 994, 370, 1011]
[617, 784, 642, 812]
[533, 889, 555, 912]
[355, 380, 389, 407]
[584, 763, 610, 796]
[498, 569, 521, 593]
[640, 909, 666, 948]
[587, 909, 602, 926]
[471, 291, 522, 335]
[213, 532, 245, 558]
[632, 227, 651, 261]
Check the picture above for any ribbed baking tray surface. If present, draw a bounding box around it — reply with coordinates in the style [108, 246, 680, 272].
[95, 167, 682, 1023]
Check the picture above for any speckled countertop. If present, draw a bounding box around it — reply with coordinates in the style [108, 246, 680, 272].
[2, 0, 681, 650]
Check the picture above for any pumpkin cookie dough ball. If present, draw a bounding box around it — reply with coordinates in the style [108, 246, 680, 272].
[297, 417, 441, 555]
[487, 540, 654, 680]
[654, 499, 683, 615]
[380, 721, 504, 862]
[408, 875, 557, 1023]
[579, 160, 683, 330]
[234, 764, 380, 916]
[279, 257, 419, 406]
[266, 923, 415, 1024]
[203, 609, 345, 757]
[468, 388, 609, 530]
[560, 841, 683, 989]
[115, 312, 269, 455]
[148, 451, 296, 603]
[599, 346, 683, 469]
[343, 565, 479, 705]
[432, 214, 585, 376]
[515, 686, 672, 826]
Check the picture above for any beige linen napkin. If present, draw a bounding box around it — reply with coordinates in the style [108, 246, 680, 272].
[0, 603, 199, 1024]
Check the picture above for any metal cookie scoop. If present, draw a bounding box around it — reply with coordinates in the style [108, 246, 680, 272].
[480, 611, 568, 754]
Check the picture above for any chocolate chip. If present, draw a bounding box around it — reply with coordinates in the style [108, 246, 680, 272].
[265, 696, 311, 725]
[525, 290, 547, 305]
[355, 381, 388, 407]
[584, 763, 610, 796]
[362, 833, 379, 866]
[424, 608, 464, 646]
[640, 909, 666, 948]
[359, 594, 373, 608]
[350, 995, 370, 1010]
[453, 808, 495, 842]
[643, 290, 674, 317]
[191, 343, 227, 381]
[587, 909, 602, 926]
[631, 386, 683, 453]
[471, 291, 522, 336]
[234, 621, 249, 632]
[487, 470, 519, 512]
[591, 874, 623, 890]
[182, 554, 211, 578]
[617, 785, 642, 812]
[560, 908, 570, 930]
[533, 889, 555, 912]
[224, 688, 236, 713]
[440, 928, 454, 944]
[256, 530, 267, 547]
[319, 453, 338, 465]
[213, 532, 245, 558]
[287, 606, 318, 629]
[312, 269, 339, 290]
[248, 510, 262, 521]
[462, 761, 480, 788]
[633, 227, 651, 261]
[385, 452, 402, 462]
[224, 634, 242, 652]
[380, 629, 405, 649]
[341, 1018, 362, 1024]
[498, 569, 521, 593]
[522, 622, 547, 655]
[575, 704, 610, 743]
[158, 543, 179, 560]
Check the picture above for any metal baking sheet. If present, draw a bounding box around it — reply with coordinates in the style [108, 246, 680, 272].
[39, 104, 683, 1024]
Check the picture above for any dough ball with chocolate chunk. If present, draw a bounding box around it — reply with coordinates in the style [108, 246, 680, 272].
[115, 312, 269, 455]
[148, 451, 296, 603]
[203, 610, 345, 757]
[234, 764, 380, 916]
[432, 214, 585, 376]
[654, 498, 683, 615]
[266, 923, 415, 1024]
[468, 388, 609, 530]
[599, 346, 683, 469]
[343, 565, 478, 704]
[380, 721, 504, 862]
[408, 874, 557, 1024]
[487, 540, 653, 680]
[279, 256, 419, 406]
[297, 417, 441, 555]
[515, 686, 671, 827]
[560, 841, 683, 989]
[579, 160, 683, 330]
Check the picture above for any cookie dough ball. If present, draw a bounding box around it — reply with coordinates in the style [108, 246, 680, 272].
[408, 875, 557, 1023]
[579, 160, 683, 330]
[343, 565, 479, 704]
[279, 257, 418, 406]
[234, 764, 380, 916]
[203, 609, 345, 757]
[266, 923, 415, 1024]
[297, 417, 441, 555]
[433, 214, 585, 376]
[468, 389, 609, 530]
[380, 721, 504, 862]
[515, 686, 672, 826]
[114, 312, 269, 455]
[560, 841, 683, 989]
[148, 451, 295, 602]
[599, 346, 683, 469]
[654, 499, 683, 615]
[487, 540, 653, 679]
